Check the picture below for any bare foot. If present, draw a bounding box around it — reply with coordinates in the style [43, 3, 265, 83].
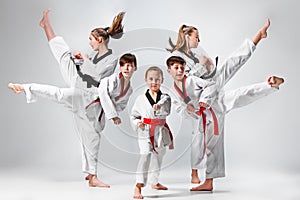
[8, 83, 24, 94]
[191, 169, 200, 184]
[268, 76, 284, 88]
[133, 185, 144, 199]
[39, 8, 56, 41]
[191, 176, 201, 184]
[151, 183, 168, 190]
[88, 175, 110, 188]
[85, 174, 93, 181]
[253, 18, 270, 45]
[190, 178, 213, 191]
[259, 18, 270, 39]
[39, 8, 51, 28]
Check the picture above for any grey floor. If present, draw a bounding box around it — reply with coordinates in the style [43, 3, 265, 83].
[1, 166, 299, 200]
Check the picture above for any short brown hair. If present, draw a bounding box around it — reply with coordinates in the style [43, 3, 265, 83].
[166, 56, 186, 69]
[119, 53, 137, 68]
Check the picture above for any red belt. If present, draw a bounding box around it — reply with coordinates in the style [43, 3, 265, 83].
[85, 98, 104, 121]
[143, 118, 174, 153]
[195, 107, 219, 135]
[195, 107, 219, 157]
[85, 98, 100, 109]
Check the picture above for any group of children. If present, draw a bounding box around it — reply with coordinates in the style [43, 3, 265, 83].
[8, 9, 284, 199]
[167, 18, 284, 191]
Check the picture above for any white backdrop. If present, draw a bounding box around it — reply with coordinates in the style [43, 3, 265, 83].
[0, 0, 299, 192]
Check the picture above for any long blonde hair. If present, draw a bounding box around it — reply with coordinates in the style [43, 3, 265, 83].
[91, 12, 125, 44]
[167, 24, 197, 55]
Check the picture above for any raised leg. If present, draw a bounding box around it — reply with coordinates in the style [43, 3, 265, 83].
[252, 18, 270, 46]
[40, 8, 56, 41]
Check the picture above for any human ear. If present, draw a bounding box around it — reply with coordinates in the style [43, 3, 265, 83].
[185, 34, 189, 41]
[96, 37, 103, 43]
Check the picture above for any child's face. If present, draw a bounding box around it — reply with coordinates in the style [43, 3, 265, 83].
[145, 70, 163, 92]
[120, 62, 136, 79]
[89, 34, 101, 51]
[187, 30, 200, 49]
[167, 63, 185, 81]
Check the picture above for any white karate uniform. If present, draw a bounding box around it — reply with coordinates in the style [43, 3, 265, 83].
[173, 39, 279, 180]
[173, 39, 256, 87]
[98, 73, 133, 120]
[131, 91, 172, 185]
[172, 76, 218, 181]
[48, 36, 117, 88]
[19, 72, 132, 175]
[19, 49, 124, 176]
[19, 83, 100, 174]
[46, 36, 119, 175]
[80, 72, 133, 175]
[205, 82, 278, 178]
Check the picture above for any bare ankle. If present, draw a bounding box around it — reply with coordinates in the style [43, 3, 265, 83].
[191, 169, 200, 184]
[134, 185, 144, 199]
[136, 183, 144, 188]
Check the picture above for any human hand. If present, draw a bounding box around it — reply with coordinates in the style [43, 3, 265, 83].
[137, 121, 145, 129]
[199, 102, 208, 108]
[153, 104, 161, 111]
[112, 117, 121, 125]
[187, 103, 195, 114]
[199, 55, 213, 72]
[73, 51, 88, 59]
[73, 51, 82, 59]
[82, 53, 88, 59]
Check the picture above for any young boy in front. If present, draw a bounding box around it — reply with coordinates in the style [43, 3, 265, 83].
[131, 66, 173, 199]
[166, 55, 218, 187]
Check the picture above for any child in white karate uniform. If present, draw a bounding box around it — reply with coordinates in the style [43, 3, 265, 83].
[41, 8, 124, 187]
[167, 19, 285, 190]
[39, 8, 124, 88]
[8, 53, 137, 188]
[131, 66, 174, 199]
[166, 56, 218, 189]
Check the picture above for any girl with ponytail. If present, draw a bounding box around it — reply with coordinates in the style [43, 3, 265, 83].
[40, 9, 125, 87]
[168, 20, 284, 192]
[34, 9, 126, 188]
